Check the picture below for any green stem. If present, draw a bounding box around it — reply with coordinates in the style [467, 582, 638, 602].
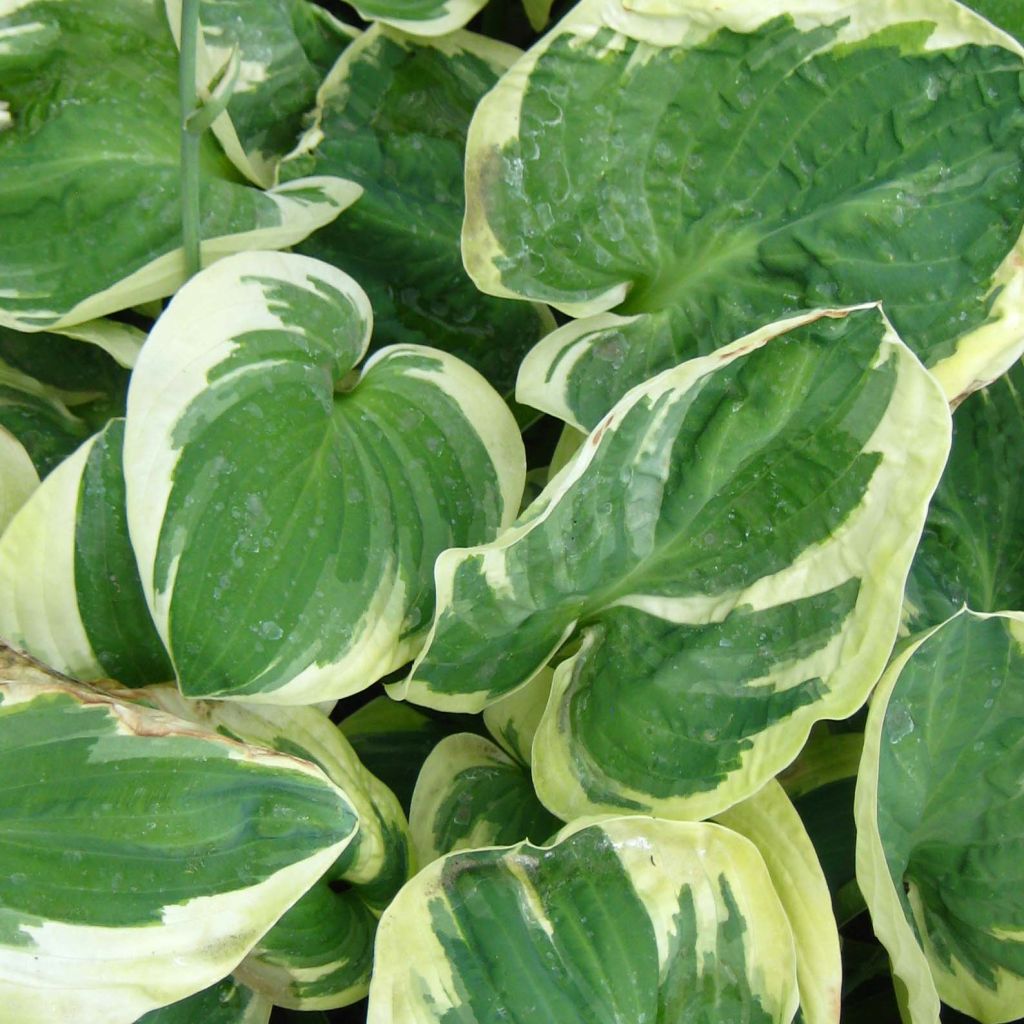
[179, 0, 202, 279]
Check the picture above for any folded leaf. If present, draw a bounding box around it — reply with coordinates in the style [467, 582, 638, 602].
[400, 306, 950, 820]
[122, 686, 412, 1009]
[0, 649, 356, 1024]
[0, 420, 174, 686]
[0, 0, 358, 330]
[0, 428, 37, 534]
[281, 25, 552, 398]
[855, 611, 1024, 1024]
[409, 732, 561, 865]
[368, 816, 799, 1024]
[462, 0, 1024, 428]
[482, 665, 553, 765]
[124, 250, 525, 703]
[717, 781, 841, 1024]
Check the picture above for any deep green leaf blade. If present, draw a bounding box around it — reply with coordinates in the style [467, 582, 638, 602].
[339, 696, 467, 813]
[281, 26, 552, 398]
[905, 359, 1024, 631]
[123, 687, 412, 1010]
[368, 817, 798, 1023]
[399, 306, 950, 820]
[165, 0, 358, 186]
[409, 733, 561, 865]
[135, 977, 271, 1024]
[463, 0, 1024, 428]
[0, 650, 357, 1024]
[124, 251, 524, 703]
[856, 611, 1024, 1024]
[0, 0, 358, 330]
[0, 420, 173, 685]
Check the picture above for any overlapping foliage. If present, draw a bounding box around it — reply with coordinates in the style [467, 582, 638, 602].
[1, 0, 1023, 1021]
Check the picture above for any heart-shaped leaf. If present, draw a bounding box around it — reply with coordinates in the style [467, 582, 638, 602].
[124, 250, 524, 703]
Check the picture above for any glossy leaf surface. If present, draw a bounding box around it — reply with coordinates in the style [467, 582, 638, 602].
[463, 0, 1024, 428]
[124, 251, 524, 703]
[401, 306, 950, 820]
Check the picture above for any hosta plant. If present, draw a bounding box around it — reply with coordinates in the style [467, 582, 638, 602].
[1, 0, 1024, 1021]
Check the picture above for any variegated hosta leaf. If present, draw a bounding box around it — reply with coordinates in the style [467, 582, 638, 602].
[0, 648, 357, 1024]
[0, 427, 37, 534]
[343, 0, 487, 39]
[905, 358, 1024, 633]
[482, 665, 553, 765]
[0, 0, 358, 332]
[409, 733, 561, 865]
[0, 420, 173, 686]
[165, 0, 358, 187]
[135, 977, 271, 1024]
[124, 250, 524, 704]
[400, 306, 951, 821]
[0, 325, 131, 479]
[119, 686, 412, 1010]
[368, 817, 799, 1024]
[461, 0, 1024, 430]
[280, 26, 552, 398]
[967, 1, 1024, 42]
[521, 0, 555, 32]
[340, 695, 465, 812]
[779, 729, 863, 905]
[855, 611, 1024, 1024]
[717, 781, 841, 1024]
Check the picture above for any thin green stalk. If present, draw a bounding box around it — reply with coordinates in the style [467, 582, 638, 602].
[179, 0, 202, 279]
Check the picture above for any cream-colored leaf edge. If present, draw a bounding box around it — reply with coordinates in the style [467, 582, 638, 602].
[0, 177, 361, 333]
[717, 780, 841, 1024]
[526, 307, 951, 820]
[164, 0, 361, 187]
[0, 670, 356, 1024]
[367, 815, 798, 1024]
[408, 732, 521, 865]
[855, 609, 1024, 1024]
[462, 0, 1024, 326]
[281, 23, 522, 185]
[0, 434, 102, 679]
